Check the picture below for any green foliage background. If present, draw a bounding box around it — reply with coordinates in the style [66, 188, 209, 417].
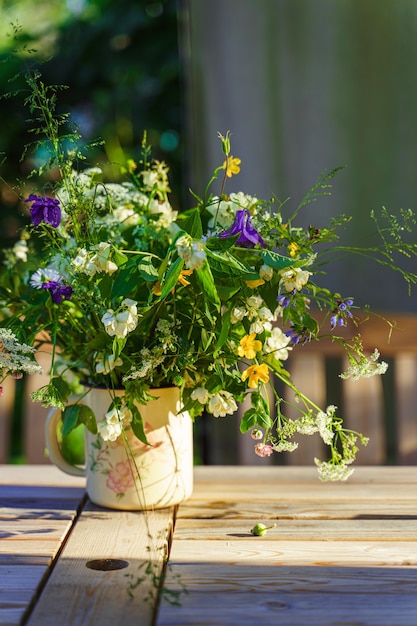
[0, 0, 182, 248]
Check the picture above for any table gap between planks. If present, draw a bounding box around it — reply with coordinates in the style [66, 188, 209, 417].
[1, 465, 417, 626]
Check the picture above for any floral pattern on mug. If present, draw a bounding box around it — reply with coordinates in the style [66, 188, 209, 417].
[106, 460, 136, 495]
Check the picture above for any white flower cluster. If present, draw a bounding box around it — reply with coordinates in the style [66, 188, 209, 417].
[102, 298, 139, 338]
[314, 458, 354, 481]
[97, 404, 133, 442]
[72, 242, 118, 276]
[191, 387, 238, 417]
[0, 328, 42, 378]
[279, 267, 311, 292]
[340, 349, 389, 381]
[175, 234, 206, 270]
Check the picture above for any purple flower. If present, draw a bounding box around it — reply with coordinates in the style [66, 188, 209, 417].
[41, 281, 73, 304]
[220, 209, 266, 248]
[330, 299, 354, 329]
[25, 194, 61, 228]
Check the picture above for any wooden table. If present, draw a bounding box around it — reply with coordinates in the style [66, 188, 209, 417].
[1, 465, 417, 626]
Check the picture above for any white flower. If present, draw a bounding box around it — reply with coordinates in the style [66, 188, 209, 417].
[97, 419, 122, 442]
[316, 405, 337, 444]
[30, 267, 62, 289]
[231, 307, 247, 324]
[89, 242, 118, 275]
[141, 169, 159, 189]
[264, 327, 292, 361]
[95, 354, 123, 375]
[279, 267, 311, 291]
[340, 349, 388, 381]
[101, 299, 138, 338]
[13, 240, 28, 263]
[208, 390, 238, 417]
[176, 235, 206, 271]
[191, 387, 210, 404]
[259, 264, 273, 281]
[314, 458, 354, 482]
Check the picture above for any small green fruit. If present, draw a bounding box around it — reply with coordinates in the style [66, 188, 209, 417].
[250, 522, 277, 536]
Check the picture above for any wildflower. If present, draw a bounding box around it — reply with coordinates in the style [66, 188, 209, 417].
[316, 405, 337, 444]
[12, 239, 28, 263]
[340, 349, 388, 380]
[176, 235, 206, 270]
[191, 387, 210, 404]
[231, 307, 247, 324]
[177, 269, 193, 287]
[208, 390, 238, 417]
[102, 299, 139, 338]
[264, 327, 292, 361]
[330, 299, 354, 329]
[97, 419, 122, 442]
[42, 280, 73, 304]
[89, 242, 118, 275]
[279, 267, 311, 291]
[223, 155, 241, 177]
[220, 209, 266, 248]
[95, 354, 123, 375]
[288, 241, 299, 257]
[25, 194, 61, 228]
[254, 442, 274, 457]
[245, 277, 265, 288]
[250, 429, 263, 440]
[241, 363, 270, 388]
[314, 458, 354, 482]
[259, 264, 274, 281]
[238, 333, 262, 359]
[0, 328, 42, 378]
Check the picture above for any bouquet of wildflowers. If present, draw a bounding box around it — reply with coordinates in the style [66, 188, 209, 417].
[1, 71, 416, 480]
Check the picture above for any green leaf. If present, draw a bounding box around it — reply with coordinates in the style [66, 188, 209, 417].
[160, 256, 184, 298]
[78, 404, 97, 434]
[176, 207, 203, 239]
[137, 256, 159, 282]
[112, 336, 126, 360]
[205, 248, 253, 278]
[130, 406, 151, 445]
[240, 408, 258, 433]
[113, 250, 128, 266]
[62, 404, 81, 436]
[195, 260, 220, 307]
[261, 250, 294, 269]
[214, 304, 232, 356]
[51, 376, 71, 405]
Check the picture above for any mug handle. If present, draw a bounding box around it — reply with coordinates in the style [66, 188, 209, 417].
[45, 407, 86, 477]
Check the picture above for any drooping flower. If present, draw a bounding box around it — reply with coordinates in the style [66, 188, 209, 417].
[191, 387, 210, 404]
[176, 235, 207, 270]
[264, 327, 292, 361]
[25, 194, 61, 228]
[254, 442, 274, 457]
[95, 354, 123, 375]
[330, 298, 354, 329]
[208, 390, 238, 417]
[238, 333, 262, 359]
[220, 209, 266, 248]
[241, 363, 270, 388]
[102, 299, 139, 338]
[279, 267, 311, 291]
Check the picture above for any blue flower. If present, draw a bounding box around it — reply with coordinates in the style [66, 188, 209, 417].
[25, 194, 61, 228]
[330, 299, 354, 329]
[41, 281, 73, 304]
[220, 209, 266, 248]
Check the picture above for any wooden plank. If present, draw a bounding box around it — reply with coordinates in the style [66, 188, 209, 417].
[0, 564, 49, 626]
[158, 565, 417, 626]
[0, 465, 86, 487]
[26, 501, 175, 626]
[173, 518, 417, 541]
[177, 498, 417, 520]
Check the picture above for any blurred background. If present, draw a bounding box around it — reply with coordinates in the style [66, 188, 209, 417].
[1, 0, 417, 464]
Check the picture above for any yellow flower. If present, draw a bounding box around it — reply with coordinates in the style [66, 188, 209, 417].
[241, 363, 270, 388]
[152, 281, 162, 296]
[177, 269, 193, 287]
[288, 241, 299, 258]
[245, 278, 265, 288]
[238, 333, 263, 359]
[223, 155, 241, 178]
